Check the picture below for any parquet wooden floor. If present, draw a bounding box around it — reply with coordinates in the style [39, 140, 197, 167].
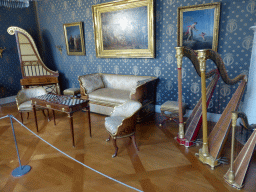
[0, 103, 256, 192]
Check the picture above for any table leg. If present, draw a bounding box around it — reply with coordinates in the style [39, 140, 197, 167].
[19, 112, 23, 124]
[46, 109, 50, 122]
[33, 104, 38, 132]
[68, 113, 75, 147]
[52, 110, 56, 125]
[87, 105, 92, 137]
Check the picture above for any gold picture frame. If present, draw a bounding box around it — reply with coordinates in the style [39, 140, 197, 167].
[177, 2, 221, 52]
[63, 22, 85, 55]
[92, 0, 154, 58]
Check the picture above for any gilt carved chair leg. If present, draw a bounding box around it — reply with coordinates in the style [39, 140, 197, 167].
[131, 134, 139, 151]
[106, 135, 111, 142]
[20, 112, 23, 124]
[112, 138, 118, 158]
[27, 112, 29, 119]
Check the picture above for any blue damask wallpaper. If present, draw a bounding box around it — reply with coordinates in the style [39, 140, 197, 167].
[0, 3, 39, 99]
[1, 0, 255, 115]
[36, 0, 255, 114]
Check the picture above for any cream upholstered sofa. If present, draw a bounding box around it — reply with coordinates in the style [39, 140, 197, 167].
[78, 73, 158, 122]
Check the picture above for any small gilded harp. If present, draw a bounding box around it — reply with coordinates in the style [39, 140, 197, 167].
[7, 26, 60, 94]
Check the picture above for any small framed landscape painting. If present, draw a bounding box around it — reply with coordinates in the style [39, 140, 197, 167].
[177, 2, 221, 51]
[63, 22, 85, 55]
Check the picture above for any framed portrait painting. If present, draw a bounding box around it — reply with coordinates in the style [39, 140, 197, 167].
[177, 2, 221, 52]
[92, 0, 154, 58]
[63, 22, 85, 55]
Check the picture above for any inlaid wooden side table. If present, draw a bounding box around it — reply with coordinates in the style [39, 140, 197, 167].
[31, 94, 91, 147]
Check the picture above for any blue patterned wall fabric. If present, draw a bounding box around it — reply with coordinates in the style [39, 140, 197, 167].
[2, 0, 255, 115]
[0, 3, 39, 99]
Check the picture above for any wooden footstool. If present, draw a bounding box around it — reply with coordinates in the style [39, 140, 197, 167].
[63, 88, 80, 97]
[159, 101, 187, 126]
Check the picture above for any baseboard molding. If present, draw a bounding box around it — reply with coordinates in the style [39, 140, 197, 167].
[0, 95, 16, 105]
[155, 105, 221, 123]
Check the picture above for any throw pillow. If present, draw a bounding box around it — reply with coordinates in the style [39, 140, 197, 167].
[81, 74, 105, 94]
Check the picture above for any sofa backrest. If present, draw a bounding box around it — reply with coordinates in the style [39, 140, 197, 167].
[101, 74, 153, 91]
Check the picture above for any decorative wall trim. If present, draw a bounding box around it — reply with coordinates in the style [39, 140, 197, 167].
[0, 95, 16, 105]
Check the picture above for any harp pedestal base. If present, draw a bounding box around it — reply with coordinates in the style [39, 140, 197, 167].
[175, 136, 195, 148]
[198, 148, 219, 170]
[224, 175, 243, 190]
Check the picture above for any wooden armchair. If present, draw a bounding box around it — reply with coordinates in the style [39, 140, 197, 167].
[16, 87, 49, 124]
[105, 100, 142, 157]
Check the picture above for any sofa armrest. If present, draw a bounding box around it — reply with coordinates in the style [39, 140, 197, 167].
[78, 75, 89, 99]
[79, 85, 88, 100]
[78, 77, 86, 96]
[130, 77, 158, 102]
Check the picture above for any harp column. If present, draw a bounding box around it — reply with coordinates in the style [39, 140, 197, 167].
[224, 112, 238, 187]
[175, 47, 185, 139]
[197, 50, 217, 169]
[242, 26, 256, 123]
[197, 50, 209, 158]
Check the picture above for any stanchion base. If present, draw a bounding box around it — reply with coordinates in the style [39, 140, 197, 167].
[12, 165, 31, 177]
[175, 136, 195, 147]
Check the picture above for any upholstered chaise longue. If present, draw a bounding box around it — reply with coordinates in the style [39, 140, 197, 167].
[78, 73, 158, 122]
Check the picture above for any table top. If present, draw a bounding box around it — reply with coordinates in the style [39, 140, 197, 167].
[32, 94, 89, 113]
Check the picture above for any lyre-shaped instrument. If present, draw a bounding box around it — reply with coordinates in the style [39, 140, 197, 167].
[175, 47, 219, 147]
[224, 111, 256, 189]
[197, 49, 247, 169]
[7, 26, 60, 94]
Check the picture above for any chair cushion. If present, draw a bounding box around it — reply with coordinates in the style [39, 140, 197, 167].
[89, 88, 130, 105]
[16, 87, 47, 105]
[18, 100, 33, 111]
[105, 116, 126, 135]
[80, 73, 104, 94]
[18, 101, 46, 112]
[160, 101, 186, 113]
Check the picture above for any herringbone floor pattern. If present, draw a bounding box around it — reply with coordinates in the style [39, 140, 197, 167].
[0, 104, 255, 192]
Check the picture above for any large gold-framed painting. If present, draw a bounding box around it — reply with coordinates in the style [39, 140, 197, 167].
[92, 0, 154, 58]
[177, 2, 221, 52]
[63, 22, 85, 55]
